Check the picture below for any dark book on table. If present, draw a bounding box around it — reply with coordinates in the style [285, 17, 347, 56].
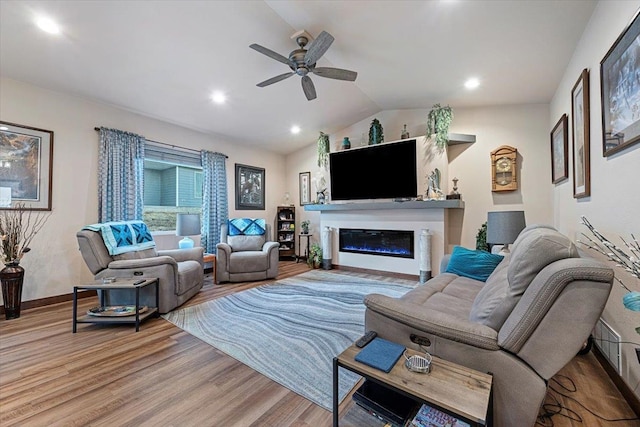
[353, 380, 418, 427]
[354, 337, 405, 373]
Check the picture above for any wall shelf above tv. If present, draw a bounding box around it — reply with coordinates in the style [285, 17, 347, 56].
[448, 133, 476, 145]
[304, 200, 464, 211]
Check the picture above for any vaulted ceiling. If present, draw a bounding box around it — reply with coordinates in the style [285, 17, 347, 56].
[0, 1, 597, 154]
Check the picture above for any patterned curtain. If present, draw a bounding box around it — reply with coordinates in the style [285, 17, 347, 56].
[201, 150, 228, 253]
[98, 127, 145, 222]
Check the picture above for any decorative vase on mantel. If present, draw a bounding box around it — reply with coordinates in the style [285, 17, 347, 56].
[341, 137, 351, 150]
[1, 261, 25, 320]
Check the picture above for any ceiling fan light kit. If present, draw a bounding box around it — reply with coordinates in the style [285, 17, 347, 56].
[250, 30, 358, 101]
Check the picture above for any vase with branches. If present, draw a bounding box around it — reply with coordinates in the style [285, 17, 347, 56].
[0, 202, 50, 319]
[426, 104, 453, 149]
[578, 216, 639, 323]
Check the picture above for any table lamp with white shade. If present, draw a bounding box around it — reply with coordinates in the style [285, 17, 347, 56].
[487, 210, 526, 254]
[176, 213, 201, 249]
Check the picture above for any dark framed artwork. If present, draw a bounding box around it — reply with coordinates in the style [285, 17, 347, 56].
[572, 69, 590, 199]
[550, 114, 568, 184]
[299, 171, 311, 205]
[235, 163, 265, 210]
[600, 10, 640, 156]
[0, 121, 54, 211]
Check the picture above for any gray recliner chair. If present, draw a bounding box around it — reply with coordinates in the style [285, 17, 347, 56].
[216, 221, 279, 283]
[77, 228, 204, 314]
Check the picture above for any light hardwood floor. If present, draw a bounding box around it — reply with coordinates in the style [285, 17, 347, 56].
[0, 261, 637, 426]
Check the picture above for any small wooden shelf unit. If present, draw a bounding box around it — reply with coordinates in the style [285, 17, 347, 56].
[276, 206, 296, 260]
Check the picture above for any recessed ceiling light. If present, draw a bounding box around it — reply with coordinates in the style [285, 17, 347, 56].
[211, 91, 226, 104]
[35, 16, 60, 34]
[464, 78, 480, 90]
[290, 125, 301, 134]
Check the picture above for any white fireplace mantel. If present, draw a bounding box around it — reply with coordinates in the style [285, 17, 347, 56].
[304, 199, 464, 211]
[305, 201, 462, 276]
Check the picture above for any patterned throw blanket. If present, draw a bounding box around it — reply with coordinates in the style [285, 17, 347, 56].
[228, 218, 266, 236]
[83, 220, 155, 255]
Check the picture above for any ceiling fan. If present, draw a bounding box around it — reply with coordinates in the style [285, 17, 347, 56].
[250, 30, 358, 101]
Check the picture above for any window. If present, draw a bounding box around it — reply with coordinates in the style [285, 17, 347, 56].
[143, 142, 202, 231]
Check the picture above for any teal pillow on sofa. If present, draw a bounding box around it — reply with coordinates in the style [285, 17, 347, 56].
[445, 246, 504, 282]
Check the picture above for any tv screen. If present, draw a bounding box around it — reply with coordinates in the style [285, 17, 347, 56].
[329, 139, 417, 201]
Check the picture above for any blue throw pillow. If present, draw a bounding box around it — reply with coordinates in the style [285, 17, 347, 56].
[445, 246, 504, 282]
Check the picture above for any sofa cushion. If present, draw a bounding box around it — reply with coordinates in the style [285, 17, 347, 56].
[228, 234, 266, 252]
[445, 246, 504, 282]
[229, 251, 268, 273]
[113, 248, 158, 261]
[469, 228, 579, 330]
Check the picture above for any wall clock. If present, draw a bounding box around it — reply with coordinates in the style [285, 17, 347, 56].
[491, 145, 518, 192]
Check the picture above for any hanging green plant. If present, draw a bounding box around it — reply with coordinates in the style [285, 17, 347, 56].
[317, 132, 330, 168]
[369, 118, 384, 145]
[426, 104, 453, 148]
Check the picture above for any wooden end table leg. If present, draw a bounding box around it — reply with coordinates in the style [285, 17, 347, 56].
[135, 285, 140, 332]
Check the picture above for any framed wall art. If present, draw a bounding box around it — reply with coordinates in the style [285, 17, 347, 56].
[571, 69, 590, 199]
[600, 10, 640, 156]
[550, 114, 568, 184]
[235, 163, 265, 210]
[0, 121, 54, 211]
[299, 171, 311, 205]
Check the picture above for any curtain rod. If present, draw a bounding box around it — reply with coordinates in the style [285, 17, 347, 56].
[94, 127, 228, 158]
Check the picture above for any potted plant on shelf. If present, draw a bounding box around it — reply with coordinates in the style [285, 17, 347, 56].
[307, 242, 323, 268]
[426, 104, 454, 148]
[301, 220, 310, 235]
[369, 118, 384, 145]
[0, 202, 51, 319]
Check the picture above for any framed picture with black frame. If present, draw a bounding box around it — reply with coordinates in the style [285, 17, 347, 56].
[550, 114, 568, 184]
[0, 121, 54, 211]
[235, 163, 265, 210]
[299, 171, 311, 205]
[571, 69, 590, 199]
[600, 9, 640, 156]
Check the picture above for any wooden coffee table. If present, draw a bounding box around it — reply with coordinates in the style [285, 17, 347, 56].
[333, 343, 492, 426]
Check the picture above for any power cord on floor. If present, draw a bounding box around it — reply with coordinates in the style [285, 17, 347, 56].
[536, 374, 640, 426]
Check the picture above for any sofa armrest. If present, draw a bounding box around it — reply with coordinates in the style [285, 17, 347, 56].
[440, 254, 451, 274]
[158, 247, 204, 266]
[108, 255, 178, 269]
[364, 293, 500, 350]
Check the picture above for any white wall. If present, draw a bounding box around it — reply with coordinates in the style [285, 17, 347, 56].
[550, 0, 640, 395]
[0, 77, 286, 303]
[286, 104, 553, 254]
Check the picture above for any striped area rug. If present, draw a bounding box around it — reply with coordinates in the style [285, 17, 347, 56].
[163, 269, 416, 410]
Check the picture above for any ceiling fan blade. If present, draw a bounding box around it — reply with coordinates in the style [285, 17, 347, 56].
[313, 67, 357, 81]
[257, 72, 295, 87]
[249, 43, 291, 66]
[301, 76, 317, 101]
[304, 31, 334, 66]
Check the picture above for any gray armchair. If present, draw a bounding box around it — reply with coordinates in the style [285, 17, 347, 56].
[216, 222, 279, 283]
[77, 228, 204, 313]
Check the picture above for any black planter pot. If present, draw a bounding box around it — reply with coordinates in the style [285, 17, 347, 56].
[1, 262, 25, 320]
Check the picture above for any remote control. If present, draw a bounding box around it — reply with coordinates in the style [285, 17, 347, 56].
[133, 279, 146, 285]
[355, 330, 377, 348]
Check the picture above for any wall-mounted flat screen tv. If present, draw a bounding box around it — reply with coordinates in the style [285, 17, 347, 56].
[329, 139, 417, 201]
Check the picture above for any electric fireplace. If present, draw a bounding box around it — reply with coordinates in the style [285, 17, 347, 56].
[339, 228, 414, 259]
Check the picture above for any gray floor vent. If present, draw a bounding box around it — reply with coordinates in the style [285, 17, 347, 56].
[592, 318, 622, 374]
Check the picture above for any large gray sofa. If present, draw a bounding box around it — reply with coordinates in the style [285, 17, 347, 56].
[364, 225, 614, 427]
